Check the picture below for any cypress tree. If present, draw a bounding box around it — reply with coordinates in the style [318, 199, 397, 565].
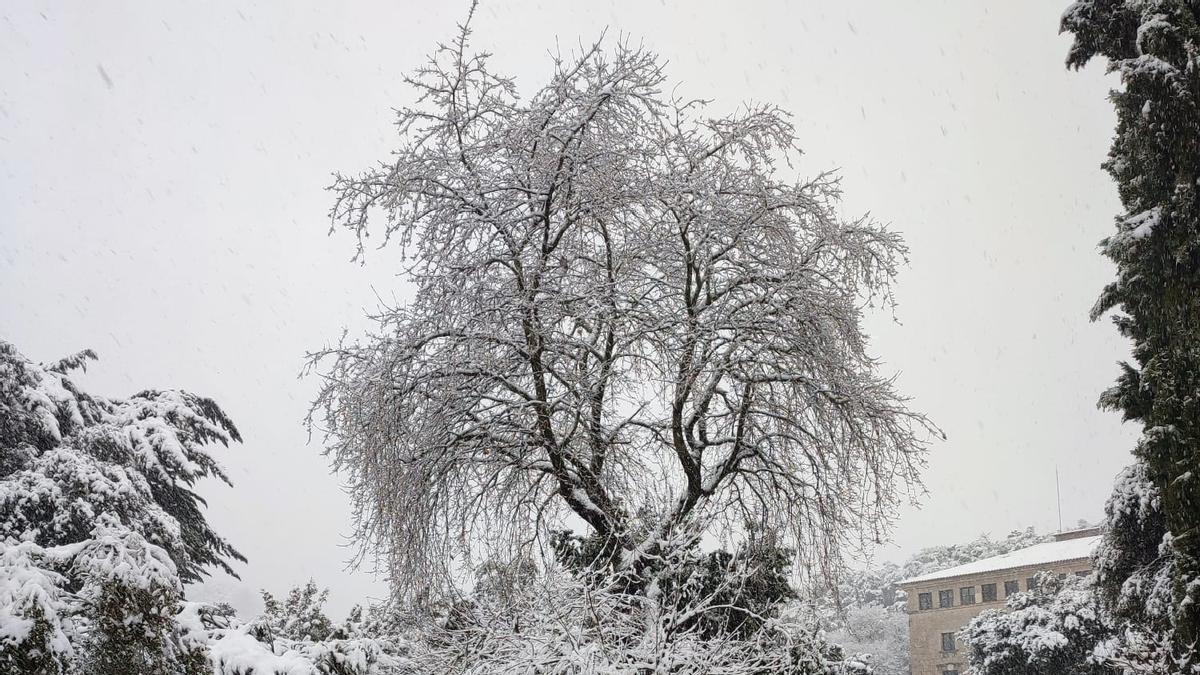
[1062, 1, 1200, 668]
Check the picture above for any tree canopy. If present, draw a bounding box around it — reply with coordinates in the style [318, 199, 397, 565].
[309, 12, 931, 600]
[1062, 1, 1200, 670]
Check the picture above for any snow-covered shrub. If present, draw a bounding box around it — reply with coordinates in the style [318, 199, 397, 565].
[253, 580, 338, 642]
[206, 624, 407, 675]
[962, 571, 1112, 675]
[552, 529, 799, 642]
[201, 581, 413, 675]
[409, 563, 866, 675]
[71, 517, 208, 675]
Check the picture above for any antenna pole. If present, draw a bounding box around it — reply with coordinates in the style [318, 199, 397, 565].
[1056, 466, 1063, 532]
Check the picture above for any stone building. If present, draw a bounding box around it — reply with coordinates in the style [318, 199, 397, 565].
[896, 527, 1100, 675]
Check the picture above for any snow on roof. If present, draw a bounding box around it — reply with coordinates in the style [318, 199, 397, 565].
[899, 535, 1100, 586]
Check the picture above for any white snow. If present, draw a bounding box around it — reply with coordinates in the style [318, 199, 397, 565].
[1123, 207, 1161, 241]
[899, 535, 1100, 585]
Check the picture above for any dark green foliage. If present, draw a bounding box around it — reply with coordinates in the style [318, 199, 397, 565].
[0, 601, 70, 675]
[658, 544, 798, 640]
[551, 529, 797, 640]
[549, 528, 619, 575]
[1061, 1, 1200, 669]
[83, 579, 205, 675]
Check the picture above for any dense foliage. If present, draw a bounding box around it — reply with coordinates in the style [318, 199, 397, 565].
[1061, 1, 1200, 671]
[415, 563, 868, 675]
[0, 340, 245, 673]
[963, 571, 1113, 675]
[0, 341, 243, 581]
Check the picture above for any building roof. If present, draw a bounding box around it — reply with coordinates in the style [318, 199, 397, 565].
[899, 534, 1101, 586]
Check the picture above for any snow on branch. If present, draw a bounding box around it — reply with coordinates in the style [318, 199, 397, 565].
[309, 19, 934, 601]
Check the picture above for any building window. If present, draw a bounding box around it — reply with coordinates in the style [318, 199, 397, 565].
[981, 583, 997, 602]
[942, 669, 959, 675]
[1075, 571, 1090, 578]
[1027, 577, 1038, 591]
[960, 586, 976, 605]
[918, 592, 933, 610]
[939, 590, 954, 608]
[1004, 580, 1019, 596]
[942, 632, 957, 652]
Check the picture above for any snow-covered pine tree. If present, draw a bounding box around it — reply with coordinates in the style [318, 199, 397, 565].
[0, 340, 244, 581]
[1061, 2, 1200, 671]
[0, 340, 242, 672]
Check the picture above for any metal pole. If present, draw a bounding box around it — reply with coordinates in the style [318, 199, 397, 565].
[1056, 466, 1063, 532]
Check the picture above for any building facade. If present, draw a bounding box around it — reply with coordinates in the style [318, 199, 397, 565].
[897, 528, 1100, 675]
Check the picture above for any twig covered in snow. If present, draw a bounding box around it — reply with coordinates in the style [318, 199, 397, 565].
[308, 14, 933, 602]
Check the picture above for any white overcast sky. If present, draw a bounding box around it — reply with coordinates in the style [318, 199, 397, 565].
[1, 0, 1135, 618]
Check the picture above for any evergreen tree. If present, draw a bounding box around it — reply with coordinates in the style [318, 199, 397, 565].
[963, 571, 1113, 675]
[0, 340, 244, 581]
[0, 340, 243, 672]
[253, 580, 336, 642]
[1061, 2, 1200, 670]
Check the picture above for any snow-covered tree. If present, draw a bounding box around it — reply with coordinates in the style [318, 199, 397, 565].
[308, 7, 932, 605]
[1061, 2, 1200, 671]
[0, 340, 242, 672]
[254, 580, 337, 642]
[0, 340, 244, 581]
[962, 571, 1113, 675]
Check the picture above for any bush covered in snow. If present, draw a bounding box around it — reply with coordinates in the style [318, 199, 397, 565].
[404, 563, 868, 675]
[962, 571, 1112, 675]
